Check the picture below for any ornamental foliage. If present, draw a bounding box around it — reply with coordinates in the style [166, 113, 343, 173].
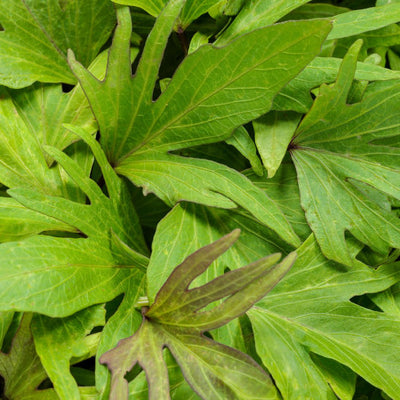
[1, 1, 400, 399]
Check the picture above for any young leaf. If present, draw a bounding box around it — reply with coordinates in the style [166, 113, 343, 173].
[253, 111, 301, 178]
[32, 305, 105, 400]
[69, 5, 331, 247]
[0, 0, 116, 88]
[248, 234, 400, 400]
[225, 126, 263, 176]
[291, 40, 400, 266]
[100, 231, 296, 399]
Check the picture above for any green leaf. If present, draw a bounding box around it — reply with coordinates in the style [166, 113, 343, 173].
[128, 350, 201, 400]
[281, 3, 349, 20]
[0, 312, 14, 350]
[0, 49, 114, 200]
[0, 0, 116, 88]
[0, 314, 48, 399]
[245, 163, 312, 241]
[116, 152, 300, 247]
[112, 0, 217, 29]
[328, 3, 400, 40]
[370, 282, 400, 316]
[291, 40, 400, 266]
[225, 126, 263, 176]
[273, 56, 400, 112]
[95, 280, 145, 399]
[253, 111, 301, 178]
[112, 0, 166, 18]
[146, 203, 290, 304]
[311, 356, 356, 400]
[248, 234, 400, 400]
[32, 306, 105, 400]
[0, 236, 143, 317]
[215, 0, 312, 46]
[9, 125, 148, 255]
[0, 125, 148, 317]
[100, 231, 295, 399]
[70, 6, 331, 247]
[0, 197, 76, 243]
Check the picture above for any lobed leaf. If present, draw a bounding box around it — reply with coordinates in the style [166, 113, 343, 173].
[32, 306, 105, 400]
[100, 231, 295, 399]
[248, 234, 400, 399]
[0, 0, 116, 88]
[69, 4, 332, 247]
[291, 40, 400, 266]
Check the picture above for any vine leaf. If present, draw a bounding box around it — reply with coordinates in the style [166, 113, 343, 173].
[67, 1, 333, 247]
[291, 39, 400, 266]
[0, 0, 116, 88]
[100, 230, 296, 400]
[248, 234, 400, 399]
[0, 126, 147, 317]
[32, 305, 106, 400]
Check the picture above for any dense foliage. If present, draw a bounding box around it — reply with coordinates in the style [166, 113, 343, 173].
[1, 0, 400, 399]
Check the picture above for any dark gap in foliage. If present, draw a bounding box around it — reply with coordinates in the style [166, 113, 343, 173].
[89, 325, 103, 335]
[1, 313, 23, 354]
[125, 362, 143, 383]
[37, 377, 53, 390]
[142, 226, 156, 250]
[239, 313, 264, 367]
[40, 231, 87, 239]
[105, 293, 125, 320]
[0, 375, 5, 399]
[350, 294, 383, 312]
[354, 375, 388, 399]
[152, 33, 186, 101]
[171, 142, 249, 171]
[128, 181, 170, 230]
[90, 158, 106, 196]
[73, 356, 96, 372]
[310, 0, 375, 8]
[61, 83, 74, 93]
[70, 366, 95, 386]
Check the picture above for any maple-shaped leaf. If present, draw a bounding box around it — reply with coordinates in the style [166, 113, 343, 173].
[0, 126, 147, 317]
[100, 230, 296, 400]
[32, 305, 105, 400]
[0, 0, 116, 88]
[0, 48, 111, 201]
[248, 234, 400, 400]
[290, 39, 400, 266]
[69, 1, 332, 248]
[9, 125, 148, 255]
